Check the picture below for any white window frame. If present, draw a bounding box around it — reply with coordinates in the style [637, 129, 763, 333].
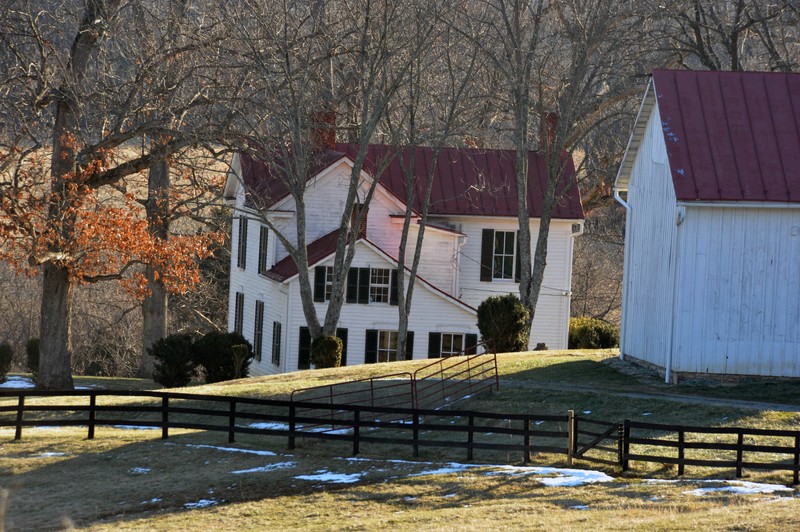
[369, 268, 391, 303]
[492, 230, 515, 280]
[440, 333, 465, 357]
[377, 330, 399, 362]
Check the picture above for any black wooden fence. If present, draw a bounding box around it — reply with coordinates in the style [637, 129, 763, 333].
[2, 390, 799, 485]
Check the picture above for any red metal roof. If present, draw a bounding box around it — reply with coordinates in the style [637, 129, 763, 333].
[652, 69, 800, 203]
[241, 145, 584, 219]
[267, 229, 341, 281]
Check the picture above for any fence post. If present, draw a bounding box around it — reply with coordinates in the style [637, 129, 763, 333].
[467, 414, 474, 461]
[161, 396, 169, 439]
[678, 430, 685, 476]
[622, 419, 630, 471]
[793, 435, 799, 486]
[618, 422, 624, 468]
[228, 398, 237, 443]
[353, 409, 360, 456]
[523, 419, 531, 463]
[736, 431, 744, 478]
[88, 394, 96, 440]
[567, 410, 575, 466]
[288, 404, 296, 450]
[413, 412, 420, 458]
[14, 395, 24, 440]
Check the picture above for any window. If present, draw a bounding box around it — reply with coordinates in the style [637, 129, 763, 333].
[441, 333, 464, 357]
[234, 292, 244, 335]
[428, 332, 478, 358]
[365, 329, 414, 363]
[493, 230, 515, 279]
[271, 322, 281, 366]
[332, 267, 398, 305]
[377, 330, 398, 362]
[369, 268, 391, 303]
[236, 215, 248, 269]
[258, 226, 269, 275]
[480, 229, 520, 282]
[253, 300, 264, 362]
[314, 266, 335, 302]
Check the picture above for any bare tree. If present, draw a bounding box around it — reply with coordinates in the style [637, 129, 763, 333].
[463, 0, 645, 344]
[228, 0, 440, 346]
[652, 0, 799, 72]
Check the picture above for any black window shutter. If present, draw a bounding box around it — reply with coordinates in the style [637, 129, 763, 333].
[480, 229, 494, 282]
[364, 329, 378, 364]
[405, 331, 414, 360]
[298, 327, 311, 370]
[336, 328, 348, 366]
[390, 269, 398, 305]
[314, 266, 326, 302]
[514, 232, 522, 283]
[357, 267, 370, 304]
[346, 268, 358, 303]
[465, 334, 478, 355]
[428, 332, 441, 358]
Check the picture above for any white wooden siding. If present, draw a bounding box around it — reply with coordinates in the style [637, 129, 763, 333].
[673, 206, 800, 376]
[282, 243, 478, 371]
[619, 103, 680, 370]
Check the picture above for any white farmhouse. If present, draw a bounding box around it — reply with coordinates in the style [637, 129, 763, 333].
[224, 142, 584, 375]
[615, 69, 800, 382]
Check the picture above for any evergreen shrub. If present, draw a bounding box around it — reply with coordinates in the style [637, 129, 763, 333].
[25, 338, 40, 378]
[568, 317, 619, 349]
[194, 331, 254, 383]
[311, 335, 343, 368]
[476, 294, 530, 353]
[0, 342, 13, 382]
[150, 334, 197, 388]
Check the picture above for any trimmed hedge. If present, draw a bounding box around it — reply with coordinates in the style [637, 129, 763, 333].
[25, 338, 39, 378]
[0, 342, 13, 383]
[311, 335, 343, 368]
[568, 317, 619, 349]
[194, 331, 254, 383]
[477, 294, 530, 353]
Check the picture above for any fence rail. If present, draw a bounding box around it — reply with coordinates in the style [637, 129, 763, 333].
[0, 390, 566, 463]
[622, 419, 800, 485]
[2, 390, 799, 485]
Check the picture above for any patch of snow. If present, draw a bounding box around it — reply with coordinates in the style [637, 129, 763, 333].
[112, 425, 160, 430]
[230, 461, 296, 475]
[38, 452, 66, 457]
[535, 421, 544, 426]
[0, 376, 35, 389]
[685, 480, 793, 496]
[442, 493, 458, 499]
[403, 496, 417, 501]
[142, 498, 161, 505]
[582, 410, 591, 415]
[294, 470, 365, 484]
[128, 467, 151, 475]
[488, 466, 614, 487]
[409, 462, 481, 477]
[570, 505, 590, 510]
[183, 499, 219, 509]
[643, 479, 679, 484]
[247, 422, 288, 431]
[184, 443, 276, 456]
[642, 412, 652, 416]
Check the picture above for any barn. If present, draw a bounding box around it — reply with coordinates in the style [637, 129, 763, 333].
[614, 69, 800, 382]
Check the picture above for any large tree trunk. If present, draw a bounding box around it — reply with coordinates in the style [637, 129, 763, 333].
[37, 263, 74, 390]
[139, 158, 170, 378]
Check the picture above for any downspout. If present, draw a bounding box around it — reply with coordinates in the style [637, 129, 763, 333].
[565, 221, 584, 349]
[613, 188, 631, 361]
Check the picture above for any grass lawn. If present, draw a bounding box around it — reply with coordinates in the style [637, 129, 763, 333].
[2, 350, 800, 530]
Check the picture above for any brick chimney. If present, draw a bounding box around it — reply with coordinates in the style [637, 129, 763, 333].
[311, 111, 337, 149]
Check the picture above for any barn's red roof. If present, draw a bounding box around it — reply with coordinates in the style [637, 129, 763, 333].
[240, 144, 584, 219]
[652, 69, 800, 203]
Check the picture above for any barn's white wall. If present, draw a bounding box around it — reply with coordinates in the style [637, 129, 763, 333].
[619, 103, 680, 370]
[673, 206, 800, 376]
